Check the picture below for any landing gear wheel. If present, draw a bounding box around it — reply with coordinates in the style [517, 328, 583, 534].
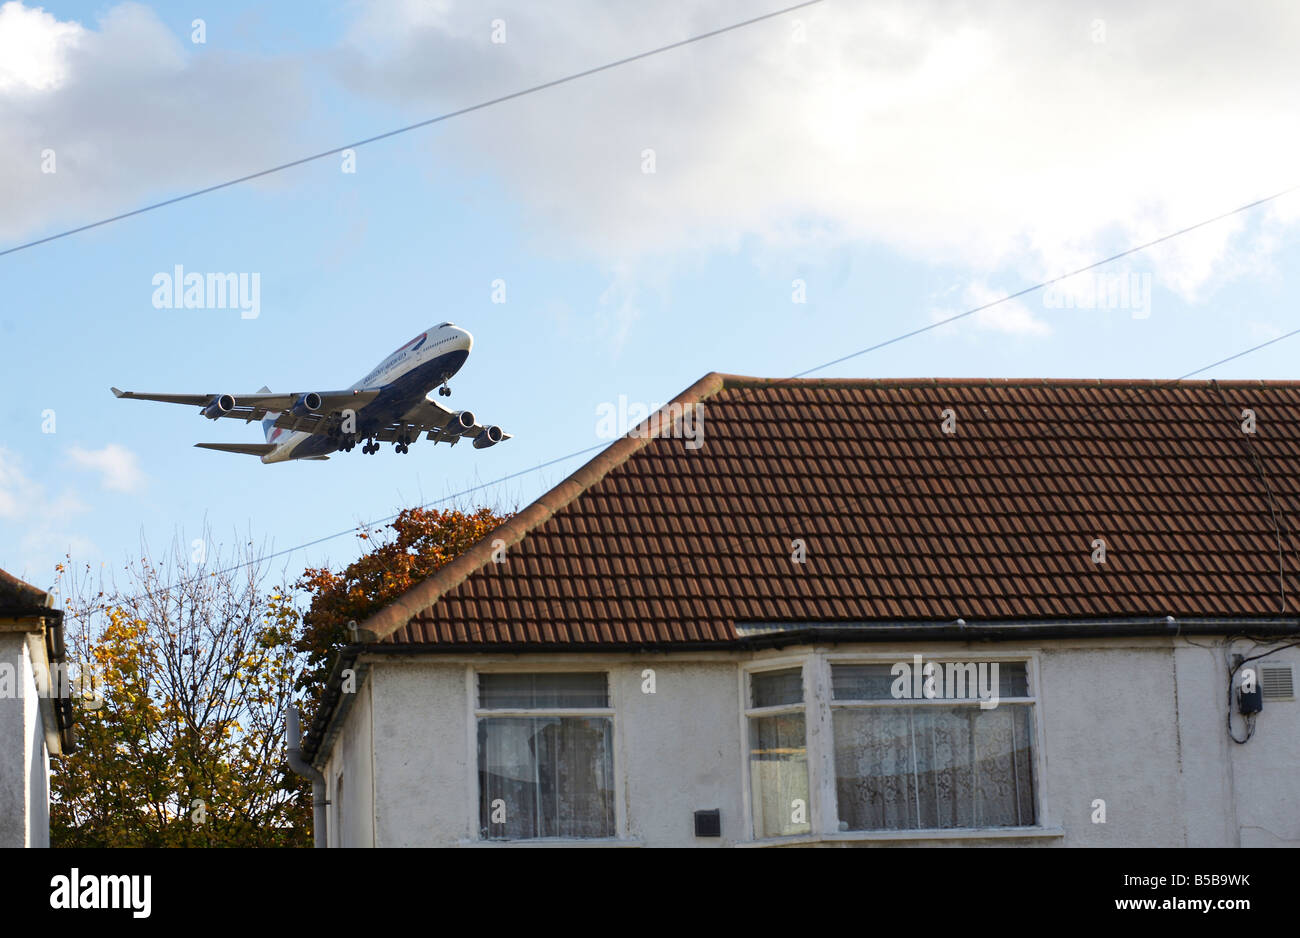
[438, 385, 451, 397]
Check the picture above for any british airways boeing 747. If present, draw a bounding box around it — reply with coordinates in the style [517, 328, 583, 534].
[111, 323, 510, 462]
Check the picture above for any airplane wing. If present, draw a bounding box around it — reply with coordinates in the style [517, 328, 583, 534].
[264, 395, 512, 445]
[111, 386, 381, 426]
[113, 386, 510, 449]
[385, 397, 513, 447]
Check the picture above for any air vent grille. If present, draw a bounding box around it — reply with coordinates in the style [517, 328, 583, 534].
[1260, 664, 1295, 701]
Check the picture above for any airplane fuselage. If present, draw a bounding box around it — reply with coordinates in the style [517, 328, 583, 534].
[263, 323, 473, 462]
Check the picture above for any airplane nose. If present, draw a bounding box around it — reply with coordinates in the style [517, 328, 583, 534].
[458, 328, 473, 351]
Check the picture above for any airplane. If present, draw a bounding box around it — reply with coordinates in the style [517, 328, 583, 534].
[111, 322, 510, 463]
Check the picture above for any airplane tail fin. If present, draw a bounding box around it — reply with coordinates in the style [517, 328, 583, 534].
[257, 386, 281, 442]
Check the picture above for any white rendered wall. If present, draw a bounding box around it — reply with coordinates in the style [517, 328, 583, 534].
[323, 674, 375, 847]
[319, 637, 1300, 847]
[0, 633, 48, 848]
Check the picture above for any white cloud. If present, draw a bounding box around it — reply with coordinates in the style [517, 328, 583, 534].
[0, 2, 308, 241]
[5, 0, 1297, 344]
[68, 443, 144, 493]
[0, 1, 83, 92]
[0, 448, 94, 569]
[334, 0, 1300, 310]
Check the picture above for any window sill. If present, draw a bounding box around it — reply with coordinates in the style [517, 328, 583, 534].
[736, 826, 1066, 847]
[456, 837, 645, 848]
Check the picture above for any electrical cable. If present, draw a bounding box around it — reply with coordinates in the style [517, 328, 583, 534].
[55, 192, 1300, 622]
[0, 0, 826, 259]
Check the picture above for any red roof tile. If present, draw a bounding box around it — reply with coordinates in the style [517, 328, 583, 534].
[0, 567, 49, 616]
[361, 374, 1300, 647]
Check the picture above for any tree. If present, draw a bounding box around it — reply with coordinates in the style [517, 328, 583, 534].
[293, 506, 509, 718]
[50, 535, 310, 847]
[48, 505, 507, 846]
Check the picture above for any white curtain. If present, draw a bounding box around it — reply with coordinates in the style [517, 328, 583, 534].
[833, 705, 1035, 831]
[478, 716, 614, 839]
[749, 713, 811, 837]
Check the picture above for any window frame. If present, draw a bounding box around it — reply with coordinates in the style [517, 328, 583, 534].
[467, 664, 625, 843]
[739, 657, 821, 840]
[741, 651, 1049, 842]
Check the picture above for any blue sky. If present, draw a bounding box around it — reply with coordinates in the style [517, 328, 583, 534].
[2, 0, 1300, 592]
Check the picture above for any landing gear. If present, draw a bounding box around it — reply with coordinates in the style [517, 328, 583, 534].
[351, 433, 414, 454]
[438, 379, 451, 397]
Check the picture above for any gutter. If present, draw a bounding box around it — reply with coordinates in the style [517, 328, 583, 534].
[341, 616, 1300, 656]
[732, 616, 1300, 644]
[3, 600, 76, 754]
[300, 615, 1300, 763]
[305, 656, 371, 786]
[44, 608, 76, 754]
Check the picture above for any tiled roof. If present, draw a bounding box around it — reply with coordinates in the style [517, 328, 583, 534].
[0, 567, 50, 617]
[364, 373, 1300, 647]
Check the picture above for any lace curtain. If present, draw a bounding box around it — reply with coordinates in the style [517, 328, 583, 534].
[749, 713, 811, 837]
[478, 715, 615, 839]
[834, 705, 1035, 831]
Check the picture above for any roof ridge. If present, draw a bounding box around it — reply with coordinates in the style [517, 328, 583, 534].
[714, 374, 1300, 389]
[362, 369, 1300, 643]
[363, 372, 728, 642]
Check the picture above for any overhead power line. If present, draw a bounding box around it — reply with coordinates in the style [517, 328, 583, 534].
[68, 186, 1300, 612]
[797, 184, 1300, 378]
[0, 0, 826, 259]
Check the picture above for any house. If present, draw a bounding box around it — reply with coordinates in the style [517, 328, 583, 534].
[0, 568, 74, 847]
[298, 373, 1300, 847]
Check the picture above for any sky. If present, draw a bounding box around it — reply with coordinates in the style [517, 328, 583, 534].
[2, 0, 1300, 595]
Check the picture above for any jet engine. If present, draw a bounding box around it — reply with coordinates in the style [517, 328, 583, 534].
[201, 394, 235, 420]
[473, 425, 504, 449]
[291, 392, 323, 418]
[445, 411, 476, 435]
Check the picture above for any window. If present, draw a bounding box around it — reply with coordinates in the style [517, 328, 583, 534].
[476, 672, 615, 840]
[745, 666, 811, 838]
[829, 661, 1036, 832]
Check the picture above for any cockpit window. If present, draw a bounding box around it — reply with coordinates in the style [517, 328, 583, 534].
[437, 321, 454, 328]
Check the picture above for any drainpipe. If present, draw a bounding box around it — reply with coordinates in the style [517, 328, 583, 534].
[286, 706, 327, 849]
